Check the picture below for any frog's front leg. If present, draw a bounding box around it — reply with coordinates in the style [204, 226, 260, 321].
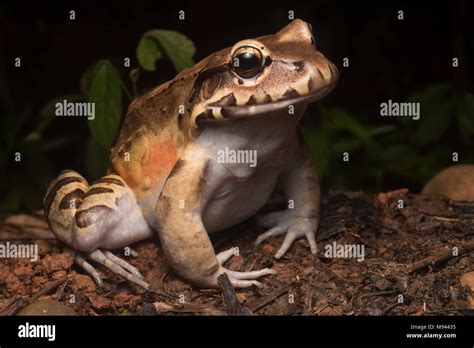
[255, 142, 320, 258]
[156, 145, 276, 288]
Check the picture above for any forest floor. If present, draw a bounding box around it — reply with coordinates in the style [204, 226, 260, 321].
[0, 190, 473, 316]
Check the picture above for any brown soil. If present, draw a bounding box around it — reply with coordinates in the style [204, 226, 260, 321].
[1, 190, 473, 316]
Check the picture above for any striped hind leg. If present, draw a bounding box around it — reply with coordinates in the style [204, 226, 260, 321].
[43, 170, 154, 289]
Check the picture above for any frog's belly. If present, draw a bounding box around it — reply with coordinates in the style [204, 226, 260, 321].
[202, 171, 278, 233]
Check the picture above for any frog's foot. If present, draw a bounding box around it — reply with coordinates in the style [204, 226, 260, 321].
[254, 210, 318, 259]
[216, 247, 276, 288]
[74, 249, 150, 290]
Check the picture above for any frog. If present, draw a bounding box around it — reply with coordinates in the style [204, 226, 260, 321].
[43, 19, 338, 290]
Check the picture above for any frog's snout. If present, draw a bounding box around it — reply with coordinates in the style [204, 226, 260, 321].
[326, 61, 339, 88]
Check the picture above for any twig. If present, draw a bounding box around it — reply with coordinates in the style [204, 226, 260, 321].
[430, 216, 459, 222]
[153, 301, 225, 315]
[245, 256, 260, 272]
[56, 278, 70, 301]
[0, 277, 68, 316]
[407, 241, 474, 273]
[217, 274, 252, 316]
[314, 304, 330, 314]
[0, 295, 28, 316]
[426, 308, 474, 315]
[247, 286, 289, 312]
[31, 277, 68, 302]
[360, 290, 399, 298]
[149, 287, 179, 300]
[382, 302, 402, 315]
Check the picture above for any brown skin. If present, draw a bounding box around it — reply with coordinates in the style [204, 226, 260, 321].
[43, 19, 339, 289]
[422, 165, 474, 201]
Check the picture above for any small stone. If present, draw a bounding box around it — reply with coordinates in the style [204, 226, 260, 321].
[51, 270, 67, 280]
[86, 293, 110, 310]
[236, 293, 247, 302]
[112, 293, 141, 308]
[5, 273, 21, 293]
[32, 276, 48, 289]
[72, 274, 97, 292]
[460, 272, 474, 290]
[17, 299, 77, 316]
[460, 271, 474, 308]
[14, 266, 33, 276]
[42, 253, 74, 273]
[262, 243, 275, 254]
[227, 255, 243, 271]
[34, 239, 53, 256]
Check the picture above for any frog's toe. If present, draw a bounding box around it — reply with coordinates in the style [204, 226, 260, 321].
[224, 268, 276, 288]
[75, 254, 103, 287]
[102, 250, 144, 279]
[227, 268, 276, 279]
[230, 279, 263, 288]
[75, 249, 150, 290]
[275, 229, 299, 258]
[216, 246, 239, 264]
[274, 226, 317, 259]
[254, 225, 287, 246]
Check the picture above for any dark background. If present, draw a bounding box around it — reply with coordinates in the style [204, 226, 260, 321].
[0, 0, 473, 215]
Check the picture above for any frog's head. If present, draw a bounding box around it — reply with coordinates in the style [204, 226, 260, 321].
[187, 19, 338, 126]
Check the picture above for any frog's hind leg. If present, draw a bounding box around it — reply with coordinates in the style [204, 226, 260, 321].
[44, 170, 154, 289]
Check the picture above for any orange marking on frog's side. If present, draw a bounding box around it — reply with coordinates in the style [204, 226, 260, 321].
[141, 140, 179, 187]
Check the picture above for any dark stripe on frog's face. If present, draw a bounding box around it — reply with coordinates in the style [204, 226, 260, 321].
[209, 93, 236, 107]
[282, 87, 300, 99]
[188, 64, 231, 104]
[246, 94, 272, 105]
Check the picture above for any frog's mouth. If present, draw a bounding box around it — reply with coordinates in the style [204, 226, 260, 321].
[199, 84, 334, 122]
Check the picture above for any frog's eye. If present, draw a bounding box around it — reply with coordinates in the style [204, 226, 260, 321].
[231, 46, 264, 78]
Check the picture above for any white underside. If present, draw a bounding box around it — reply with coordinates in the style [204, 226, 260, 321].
[196, 103, 307, 232]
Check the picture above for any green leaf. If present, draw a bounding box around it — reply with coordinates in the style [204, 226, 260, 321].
[136, 35, 163, 72]
[22, 136, 74, 154]
[87, 60, 122, 149]
[414, 99, 454, 146]
[80, 64, 97, 96]
[408, 83, 455, 145]
[457, 93, 474, 136]
[0, 187, 23, 218]
[320, 107, 372, 143]
[33, 94, 84, 138]
[303, 129, 329, 176]
[1, 104, 30, 150]
[129, 67, 140, 98]
[137, 30, 195, 72]
[85, 137, 110, 180]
